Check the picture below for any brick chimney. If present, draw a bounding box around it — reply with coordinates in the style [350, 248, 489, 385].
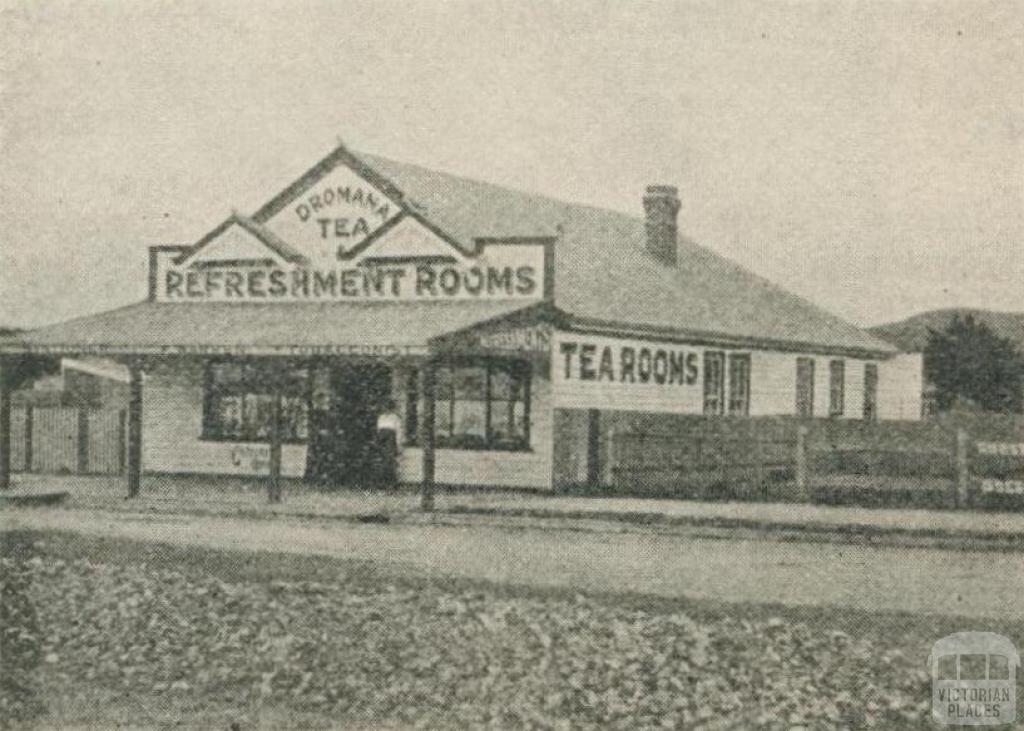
[643, 185, 681, 265]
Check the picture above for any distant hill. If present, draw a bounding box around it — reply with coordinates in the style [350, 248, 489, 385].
[869, 309, 1024, 353]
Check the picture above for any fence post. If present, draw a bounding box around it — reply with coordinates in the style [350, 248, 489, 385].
[76, 408, 90, 475]
[755, 429, 766, 499]
[126, 362, 143, 498]
[603, 423, 616, 486]
[795, 425, 809, 498]
[586, 409, 601, 489]
[420, 359, 437, 512]
[267, 391, 283, 504]
[719, 434, 728, 492]
[24, 405, 34, 473]
[955, 428, 971, 509]
[0, 360, 9, 490]
[117, 409, 127, 475]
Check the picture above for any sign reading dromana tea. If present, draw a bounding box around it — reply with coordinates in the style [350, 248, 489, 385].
[261, 163, 402, 261]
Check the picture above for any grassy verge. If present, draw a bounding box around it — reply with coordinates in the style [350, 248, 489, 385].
[2, 529, 1020, 730]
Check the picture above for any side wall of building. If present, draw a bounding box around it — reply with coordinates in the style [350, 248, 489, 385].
[877, 352, 924, 421]
[551, 331, 916, 420]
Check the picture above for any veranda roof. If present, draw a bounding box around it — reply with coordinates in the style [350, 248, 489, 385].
[0, 300, 534, 357]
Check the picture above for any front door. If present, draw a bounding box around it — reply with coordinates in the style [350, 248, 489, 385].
[307, 363, 392, 487]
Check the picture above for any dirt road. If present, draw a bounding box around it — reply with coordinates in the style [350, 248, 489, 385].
[4, 508, 1021, 620]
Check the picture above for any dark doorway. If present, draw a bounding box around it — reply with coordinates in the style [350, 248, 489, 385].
[306, 362, 392, 487]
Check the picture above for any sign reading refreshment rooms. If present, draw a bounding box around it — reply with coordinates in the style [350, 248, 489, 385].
[155, 156, 549, 303]
[160, 262, 540, 301]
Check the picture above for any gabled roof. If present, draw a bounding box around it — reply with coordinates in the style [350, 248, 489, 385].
[251, 144, 408, 224]
[358, 153, 897, 357]
[249, 142, 479, 261]
[175, 212, 308, 266]
[9, 145, 896, 359]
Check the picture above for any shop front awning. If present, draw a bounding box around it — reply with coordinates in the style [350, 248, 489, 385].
[0, 300, 543, 358]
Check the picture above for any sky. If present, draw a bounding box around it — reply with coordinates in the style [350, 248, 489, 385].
[0, 0, 1021, 329]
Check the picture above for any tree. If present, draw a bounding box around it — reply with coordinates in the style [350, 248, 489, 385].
[924, 314, 1024, 413]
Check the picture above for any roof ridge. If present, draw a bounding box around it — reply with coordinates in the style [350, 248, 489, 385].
[684, 245, 895, 346]
[357, 151, 642, 226]
[250, 142, 408, 224]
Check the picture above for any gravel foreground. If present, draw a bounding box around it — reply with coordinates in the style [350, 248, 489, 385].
[0, 530, 957, 730]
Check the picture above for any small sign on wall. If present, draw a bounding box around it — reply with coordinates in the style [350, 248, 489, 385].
[475, 324, 553, 353]
[231, 444, 271, 473]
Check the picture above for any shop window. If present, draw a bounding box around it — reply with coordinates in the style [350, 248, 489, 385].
[829, 360, 845, 417]
[202, 362, 309, 443]
[863, 363, 878, 421]
[727, 354, 751, 416]
[796, 357, 815, 417]
[414, 358, 531, 451]
[703, 352, 725, 415]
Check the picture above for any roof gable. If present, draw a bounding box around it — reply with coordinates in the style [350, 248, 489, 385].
[176, 214, 308, 267]
[249, 144, 476, 265]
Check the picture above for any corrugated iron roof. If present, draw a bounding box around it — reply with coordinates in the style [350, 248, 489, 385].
[3, 300, 534, 355]
[7, 146, 896, 358]
[360, 153, 896, 357]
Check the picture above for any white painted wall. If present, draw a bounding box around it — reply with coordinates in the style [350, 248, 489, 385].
[552, 330, 919, 421]
[143, 360, 307, 477]
[141, 356, 554, 488]
[878, 352, 924, 421]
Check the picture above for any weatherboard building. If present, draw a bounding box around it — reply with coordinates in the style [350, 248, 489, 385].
[0, 144, 921, 495]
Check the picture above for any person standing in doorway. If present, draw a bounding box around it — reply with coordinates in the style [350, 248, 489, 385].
[375, 398, 401, 489]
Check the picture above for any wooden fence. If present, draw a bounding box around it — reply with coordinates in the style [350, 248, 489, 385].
[610, 429, 798, 501]
[8, 406, 126, 476]
[587, 410, 1024, 510]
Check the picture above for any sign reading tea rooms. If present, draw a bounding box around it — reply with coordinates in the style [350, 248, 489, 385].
[154, 161, 547, 303]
